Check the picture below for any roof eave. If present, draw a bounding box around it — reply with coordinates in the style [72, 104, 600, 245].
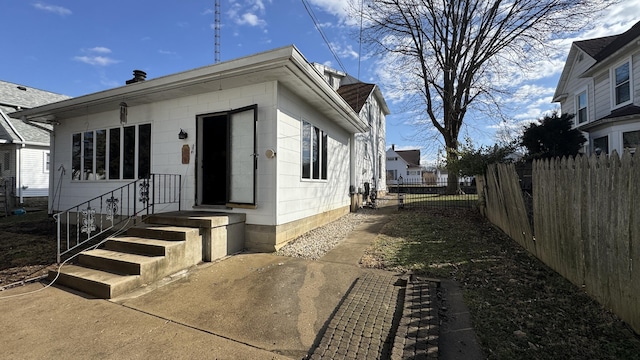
[10, 46, 367, 134]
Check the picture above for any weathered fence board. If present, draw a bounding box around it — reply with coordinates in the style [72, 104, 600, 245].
[482, 153, 640, 334]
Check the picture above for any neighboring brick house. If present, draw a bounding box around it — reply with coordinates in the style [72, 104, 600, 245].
[386, 145, 422, 184]
[553, 20, 640, 156]
[0, 80, 69, 212]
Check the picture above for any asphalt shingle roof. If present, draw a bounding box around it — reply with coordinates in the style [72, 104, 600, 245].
[337, 82, 375, 113]
[575, 20, 640, 63]
[396, 149, 421, 167]
[0, 80, 69, 143]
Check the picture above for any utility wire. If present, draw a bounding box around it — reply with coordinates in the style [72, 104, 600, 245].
[301, 0, 347, 73]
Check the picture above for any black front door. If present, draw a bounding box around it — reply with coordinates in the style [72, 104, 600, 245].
[201, 114, 227, 205]
[196, 105, 257, 207]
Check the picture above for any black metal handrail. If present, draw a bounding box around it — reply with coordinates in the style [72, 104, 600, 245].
[53, 174, 181, 263]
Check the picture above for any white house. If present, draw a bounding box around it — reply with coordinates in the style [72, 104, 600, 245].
[553, 20, 640, 156]
[313, 64, 389, 198]
[0, 80, 69, 212]
[386, 145, 422, 184]
[10, 46, 388, 252]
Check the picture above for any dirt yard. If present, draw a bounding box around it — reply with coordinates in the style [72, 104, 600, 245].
[0, 211, 58, 287]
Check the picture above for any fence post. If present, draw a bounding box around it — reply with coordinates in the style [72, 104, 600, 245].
[398, 176, 404, 209]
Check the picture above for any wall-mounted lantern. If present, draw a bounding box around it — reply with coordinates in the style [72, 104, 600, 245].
[119, 102, 128, 125]
[178, 129, 188, 140]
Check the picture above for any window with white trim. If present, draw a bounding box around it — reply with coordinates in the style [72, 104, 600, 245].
[72, 124, 151, 181]
[612, 60, 632, 108]
[576, 90, 588, 124]
[301, 121, 327, 180]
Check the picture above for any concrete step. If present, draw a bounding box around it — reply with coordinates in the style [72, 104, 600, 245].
[126, 224, 200, 241]
[48, 264, 141, 299]
[78, 248, 162, 276]
[103, 236, 181, 256]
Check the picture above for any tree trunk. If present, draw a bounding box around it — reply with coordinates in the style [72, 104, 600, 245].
[445, 145, 461, 195]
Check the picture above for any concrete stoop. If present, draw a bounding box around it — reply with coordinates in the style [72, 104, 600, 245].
[49, 212, 246, 299]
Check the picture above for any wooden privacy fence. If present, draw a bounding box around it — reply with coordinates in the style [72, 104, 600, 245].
[480, 153, 640, 334]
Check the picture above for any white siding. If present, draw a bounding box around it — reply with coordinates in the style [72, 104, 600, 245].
[276, 84, 350, 225]
[561, 50, 596, 125]
[593, 72, 610, 120]
[19, 146, 49, 197]
[51, 81, 279, 226]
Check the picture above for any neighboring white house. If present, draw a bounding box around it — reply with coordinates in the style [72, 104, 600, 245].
[553, 20, 640, 156]
[0, 80, 69, 211]
[386, 145, 422, 184]
[10, 46, 388, 252]
[313, 64, 389, 197]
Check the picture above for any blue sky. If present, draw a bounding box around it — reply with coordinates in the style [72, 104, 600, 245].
[2, 0, 639, 165]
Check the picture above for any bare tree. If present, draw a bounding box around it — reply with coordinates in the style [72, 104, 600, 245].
[355, 0, 616, 193]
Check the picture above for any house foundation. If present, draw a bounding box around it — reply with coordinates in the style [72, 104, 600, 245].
[245, 206, 350, 252]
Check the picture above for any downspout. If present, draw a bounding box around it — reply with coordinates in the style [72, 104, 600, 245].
[350, 133, 356, 211]
[2, 112, 26, 206]
[48, 127, 55, 215]
[17, 146, 22, 205]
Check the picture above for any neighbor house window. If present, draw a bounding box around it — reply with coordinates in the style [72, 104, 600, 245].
[612, 60, 632, 108]
[593, 135, 609, 155]
[72, 124, 151, 181]
[576, 90, 588, 124]
[623, 130, 640, 154]
[301, 121, 328, 180]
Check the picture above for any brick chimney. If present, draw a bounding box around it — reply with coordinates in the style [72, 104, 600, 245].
[126, 70, 147, 84]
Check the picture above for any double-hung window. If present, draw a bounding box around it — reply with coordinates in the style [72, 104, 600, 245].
[612, 60, 632, 108]
[576, 90, 588, 124]
[301, 121, 328, 180]
[72, 124, 151, 181]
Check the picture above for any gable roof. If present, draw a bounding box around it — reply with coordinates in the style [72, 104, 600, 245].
[590, 20, 640, 62]
[579, 20, 640, 76]
[0, 80, 69, 113]
[554, 20, 640, 102]
[337, 82, 376, 113]
[9, 46, 368, 134]
[396, 149, 421, 167]
[0, 80, 68, 144]
[574, 36, 617, 58]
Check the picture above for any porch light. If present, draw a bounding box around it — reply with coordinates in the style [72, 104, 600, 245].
[178, 129, 188, 140]
[119, 102, 128, 125]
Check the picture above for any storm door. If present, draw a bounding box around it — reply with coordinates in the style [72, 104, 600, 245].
[196, 105, 257, 208]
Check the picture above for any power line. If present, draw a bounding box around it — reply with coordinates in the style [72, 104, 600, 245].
[301, 0, 347, 73]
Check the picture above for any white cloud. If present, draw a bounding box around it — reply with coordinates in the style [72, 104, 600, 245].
[158, 50, 177, 55]
[88, 47, 111, 54]
[307, 0, 351, 24]
[228, 0, 270, 27]
[73, 56, 119, 66]
[33, 2, 71, 16]
[236, 12, 266, 26]
[329, 42, 359, 60]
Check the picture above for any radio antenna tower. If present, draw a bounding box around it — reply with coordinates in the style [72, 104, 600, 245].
[214, 0, 221, 63]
